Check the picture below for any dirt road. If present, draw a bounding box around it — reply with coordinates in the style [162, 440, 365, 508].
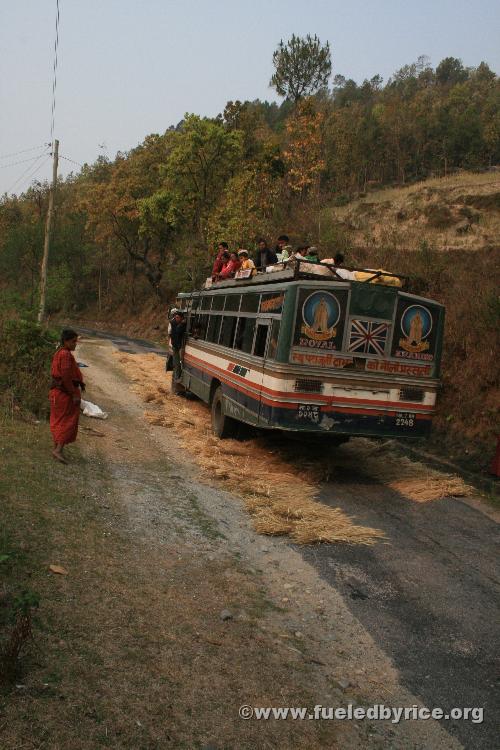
[45, 332, 497, 749]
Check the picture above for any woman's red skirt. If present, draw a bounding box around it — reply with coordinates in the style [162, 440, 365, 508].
[49, 389, 80, 445]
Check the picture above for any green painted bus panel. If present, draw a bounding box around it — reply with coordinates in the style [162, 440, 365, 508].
[349, 282, 398, 320]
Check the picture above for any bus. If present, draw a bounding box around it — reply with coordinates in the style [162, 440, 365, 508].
[172, 260, 444, 440]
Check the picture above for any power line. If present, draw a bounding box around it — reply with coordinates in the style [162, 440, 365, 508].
[59, 154, 83, 168]
[0, 144, 48, 160]
[0, 153, 50, 170]
[5, 153, 51, 195]
[49, 0, 61, 145]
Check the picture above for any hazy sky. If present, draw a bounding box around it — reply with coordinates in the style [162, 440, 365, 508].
[1, 0, 499, 195]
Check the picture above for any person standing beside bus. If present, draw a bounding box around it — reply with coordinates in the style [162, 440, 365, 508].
[49, 329, 85, 463]
[170, 311, 186, 383]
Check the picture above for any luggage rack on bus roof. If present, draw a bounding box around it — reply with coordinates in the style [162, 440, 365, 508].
[205, 258, 408, 290]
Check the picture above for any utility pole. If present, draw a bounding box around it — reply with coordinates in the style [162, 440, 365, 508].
[37, 138, 59, 324]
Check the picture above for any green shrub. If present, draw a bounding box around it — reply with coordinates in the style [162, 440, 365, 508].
[0, 318, 58, 418]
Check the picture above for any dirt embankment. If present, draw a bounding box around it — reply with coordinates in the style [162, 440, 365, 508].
[326, 171, 500, 254]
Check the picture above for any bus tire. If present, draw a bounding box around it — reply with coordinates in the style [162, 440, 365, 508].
[211, 387, 237, 439]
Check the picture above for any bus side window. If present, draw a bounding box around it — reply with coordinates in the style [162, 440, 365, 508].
[267, 319, 281, 360]
[220, 316, 238, 348]
[253, 324, 269, 358]
[240, 293, 260, 313]
[234, 317, 255, 353]
[224, 294, 241, 312]
[211, 295, 225, 311]
[191, 313, 207, 340]
[206, 315, 222, 344]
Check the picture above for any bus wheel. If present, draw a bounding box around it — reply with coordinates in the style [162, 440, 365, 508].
[211, 387, 237, 439]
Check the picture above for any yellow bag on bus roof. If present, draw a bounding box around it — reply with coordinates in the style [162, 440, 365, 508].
[354, 269, 403, 287]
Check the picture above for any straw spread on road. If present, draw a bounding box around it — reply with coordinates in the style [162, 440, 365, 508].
[114, 351, 471, 545]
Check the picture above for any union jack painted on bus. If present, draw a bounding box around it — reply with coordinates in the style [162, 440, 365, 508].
[348, 320, 390, 356]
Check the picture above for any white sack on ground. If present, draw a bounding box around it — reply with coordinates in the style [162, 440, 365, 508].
[80, 399, 108, 419]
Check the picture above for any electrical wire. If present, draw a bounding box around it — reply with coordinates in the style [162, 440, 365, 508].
[49, 0, 61, 145]
[0, 144, 48, 160]
[5, 153, 51, 195]
[0, 153, 50, 169]
[59, 154, 83, 168]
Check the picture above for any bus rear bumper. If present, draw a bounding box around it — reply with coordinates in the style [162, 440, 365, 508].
[259, 405, 433, 439]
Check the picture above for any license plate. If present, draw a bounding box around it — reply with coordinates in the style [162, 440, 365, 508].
[297, 404, 320, 423]
[395, 411, 416, 428]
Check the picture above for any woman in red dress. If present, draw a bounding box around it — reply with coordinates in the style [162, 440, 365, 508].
[49, 329, 85, 463]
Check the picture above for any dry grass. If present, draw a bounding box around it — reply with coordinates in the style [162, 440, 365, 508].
[115, 351, 472, 546]
[335, 439, 471, 502]
[329, 171, 500, 255]
[116, 352, 384, 545]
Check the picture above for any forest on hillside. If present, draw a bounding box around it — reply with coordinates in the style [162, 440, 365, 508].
[1, 42, 499, 313]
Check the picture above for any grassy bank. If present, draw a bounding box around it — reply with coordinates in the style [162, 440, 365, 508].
[0, 413, 340, 749]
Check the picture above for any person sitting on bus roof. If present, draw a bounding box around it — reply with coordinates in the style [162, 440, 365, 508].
[237, 249, 256, 275]
[294, 245, 309, 259]
[253, 238, 278, 270]
[278, 244, 293, 262]
[217, 251, 242, 280]
[321, 253, 345, 267]
[303, 246, 320, 262]
[212, 242, 229, 277]
[212, 250, 230, 280]
[274, 234, 289, 258]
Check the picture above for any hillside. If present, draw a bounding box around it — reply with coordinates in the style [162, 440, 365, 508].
[324, 171, 500, 255]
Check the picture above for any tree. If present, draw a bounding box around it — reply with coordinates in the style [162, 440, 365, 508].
[165, 115, 243, 240]
[436, 57, 469, 86]
[270, 34, 332, 103]
[75, 134, 174, 300]
[283, 99, 325, 195]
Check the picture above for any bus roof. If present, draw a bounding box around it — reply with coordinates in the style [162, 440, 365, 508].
[176, 261, 444, 308]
